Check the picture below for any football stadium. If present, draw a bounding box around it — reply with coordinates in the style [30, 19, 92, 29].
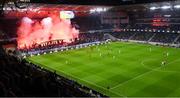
[0, 0, 180, 97]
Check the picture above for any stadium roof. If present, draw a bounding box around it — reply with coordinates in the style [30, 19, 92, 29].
[1, 0, 180, 19]
[30, 0, 176, 6]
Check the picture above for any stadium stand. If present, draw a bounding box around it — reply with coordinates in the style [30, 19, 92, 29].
[77, 32, 104, 43]
[109, 31, 135, 40]
[0, 49, 104, 97]
[131, 32, 154, 41]
[150, 33, 179, 44]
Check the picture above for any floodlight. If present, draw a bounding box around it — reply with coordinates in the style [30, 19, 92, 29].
[161, 6, 171, 9]
[164, 15, 171, 17]
[174, 5, 180, 8]
[150, 7, 158, 10]
[90, 9, 96, 13]
[96, 8, 104, 12]
[90, 8, 107, 13]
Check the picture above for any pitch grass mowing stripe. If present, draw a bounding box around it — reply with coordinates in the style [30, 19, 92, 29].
[27, 42, 180, 97]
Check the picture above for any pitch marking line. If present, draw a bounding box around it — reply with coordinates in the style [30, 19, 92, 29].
[111, 58, 180, 90]
[28, 59, 123, 96]
[27, 55, 180, 97]
[141, 58, 180, 73]
[110, 66, 162, 90]
[52, 66, 125, 97]
[37, 62, 124, 97]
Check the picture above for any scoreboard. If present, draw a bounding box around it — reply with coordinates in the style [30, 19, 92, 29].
[60, 11, 75, 19]
[152, 18, 169, 26]
[152, 13, 170, 27]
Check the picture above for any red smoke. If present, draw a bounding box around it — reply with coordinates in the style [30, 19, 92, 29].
[17, 15, 79, 49]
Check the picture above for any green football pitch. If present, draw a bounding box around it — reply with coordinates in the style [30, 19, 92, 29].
[26, 42, 180, 97]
